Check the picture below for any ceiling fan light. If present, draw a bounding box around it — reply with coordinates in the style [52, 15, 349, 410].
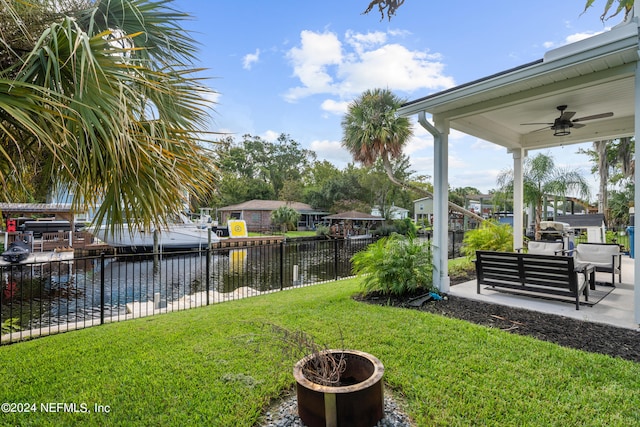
[553, 124, 570, 136]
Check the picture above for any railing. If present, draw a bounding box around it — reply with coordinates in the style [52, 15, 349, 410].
[0, 236, 376, 345]
[6, 231, 98, 251]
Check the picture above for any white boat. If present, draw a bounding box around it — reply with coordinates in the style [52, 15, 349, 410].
[92, 213, 220, 251]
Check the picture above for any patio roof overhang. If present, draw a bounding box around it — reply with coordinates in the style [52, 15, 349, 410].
[398, 16, 640, 326]
[397, 19, 638, 151]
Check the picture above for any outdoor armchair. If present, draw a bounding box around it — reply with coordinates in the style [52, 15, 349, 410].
[565, 243, 622, 286]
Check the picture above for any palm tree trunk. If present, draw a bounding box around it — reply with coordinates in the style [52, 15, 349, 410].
[535, 198, 543, 240]
[380, 155, 486, 223]
[595, 140, 609, 220]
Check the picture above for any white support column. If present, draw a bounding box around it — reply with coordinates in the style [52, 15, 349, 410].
[433, 117, 450, 293]
[511, 148, 525, 250]
[634, 60, 640, 325]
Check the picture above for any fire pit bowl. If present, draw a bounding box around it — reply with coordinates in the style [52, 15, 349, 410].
[293, 349, 384, 427]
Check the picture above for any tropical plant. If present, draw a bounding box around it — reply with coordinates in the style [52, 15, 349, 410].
[363, 0, 636, 23]
[497, 153, 591, 240]
[271, 206, 301, 233]
[1, 317, 21, 335]
[352, 233, 434, 296]
[583, 0, 635, 21]
[315, 224, 330, 237]
[461, 220, 514, 259]
[363, 0, 405, 20]
[0, 0, 217, 234]
[578, 138, 635, 224]
[392, 218, 418, 236]
[341, 88, 484, 222]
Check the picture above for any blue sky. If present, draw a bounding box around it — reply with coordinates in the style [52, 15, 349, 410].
[171, 1, 618, 197]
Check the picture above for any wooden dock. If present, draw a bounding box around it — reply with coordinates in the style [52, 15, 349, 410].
[210, 236, 284, 249]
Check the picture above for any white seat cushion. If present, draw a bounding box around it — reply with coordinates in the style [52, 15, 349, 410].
[527, 241, 563, 255]
[575, 244, 619, 268]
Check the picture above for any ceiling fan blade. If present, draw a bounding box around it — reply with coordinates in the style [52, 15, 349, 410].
[560, 111, 576, 121]
[572, 123, 586, 129]
[529, 126, 551, 133]
[520, 122, 554, 126]
[572, 112, 613, 122]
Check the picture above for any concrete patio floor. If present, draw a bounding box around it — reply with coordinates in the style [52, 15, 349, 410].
[449, 255, 639, 330]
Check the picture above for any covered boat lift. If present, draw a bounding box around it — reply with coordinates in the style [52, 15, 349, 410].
[397, 13, 640, 324]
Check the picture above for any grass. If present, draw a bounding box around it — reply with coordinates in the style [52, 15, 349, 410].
[1, 278, 639, 426]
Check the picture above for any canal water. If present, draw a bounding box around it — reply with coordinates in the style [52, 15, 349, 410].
[2, 238, 370, 331]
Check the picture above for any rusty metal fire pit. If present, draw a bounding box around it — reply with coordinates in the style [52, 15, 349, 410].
[293, 349, 384, 427]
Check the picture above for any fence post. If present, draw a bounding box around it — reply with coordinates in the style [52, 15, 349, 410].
[206, 247, 211, 305]
[100, 252, 105, 325]
[279, 241, 284, 290]
[450, 230, 454, 259]
[334, 238, 339, 280]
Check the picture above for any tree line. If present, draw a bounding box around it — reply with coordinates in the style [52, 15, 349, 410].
[200, 132, 430, 218]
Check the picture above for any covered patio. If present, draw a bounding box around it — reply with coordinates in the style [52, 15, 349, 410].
[452, 256, 637, 329]
[398, 14, 640, 326]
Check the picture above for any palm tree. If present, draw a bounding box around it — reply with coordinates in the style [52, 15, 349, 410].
[594, 140, 611, 216]
[579, 138, 634, 224]
[497, 153, 591, 240]
[341, 88, 484, 222]
[364, 1, 635, 22]
[0, 0, 217, 235]
[271, 205, 301, 233]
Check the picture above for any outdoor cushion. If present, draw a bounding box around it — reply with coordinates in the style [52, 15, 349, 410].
[570, 243, 622, 285]
[527, 241, 564, 255]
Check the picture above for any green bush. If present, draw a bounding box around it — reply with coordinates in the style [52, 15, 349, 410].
[372, 218, 418, 237]
[372, 224, 397, 237]
[351, 233, 434, 296]
[461, 220, 513, 259]
[392, 218, 418, 236]
[315, 225, 330, 237]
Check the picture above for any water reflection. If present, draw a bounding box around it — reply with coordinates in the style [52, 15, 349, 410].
[1, 238, 372, 330]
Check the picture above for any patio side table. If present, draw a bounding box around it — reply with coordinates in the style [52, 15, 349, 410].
[575, 262, 596, 291]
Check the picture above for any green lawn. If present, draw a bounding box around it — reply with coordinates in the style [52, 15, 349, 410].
[1, 278, 638, 426]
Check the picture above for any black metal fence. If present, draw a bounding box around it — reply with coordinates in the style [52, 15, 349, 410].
[0, 236, 378, 345]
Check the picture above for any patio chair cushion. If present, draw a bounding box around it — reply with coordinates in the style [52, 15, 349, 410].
[527, 241, 564, 255]
[573, 243, 620, 267]
[571, 243, 622, 284]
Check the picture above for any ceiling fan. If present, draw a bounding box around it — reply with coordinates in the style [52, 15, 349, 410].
[521, 105, 613, 136]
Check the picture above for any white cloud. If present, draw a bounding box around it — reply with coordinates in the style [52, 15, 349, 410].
[565, 30, 605, 44]
[203, 90, 222, 105]
[243, 49, 260, 70]
[405, 135, 433, 155]
[285, 31, 343, 101]
[320, 99, 350, 115]
[310, 139, 352, 166]
[345, 30, 387, 53]
[338, 43, 454, 94]
[448, 152, 467, 169]
[542, 29, 608, 50]
[261, 130, 280, 142]
[284, 29, 455, 102]
[409, 155, 433, 180]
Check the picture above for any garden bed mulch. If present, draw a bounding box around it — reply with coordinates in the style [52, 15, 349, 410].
[355, 271, 640, 363]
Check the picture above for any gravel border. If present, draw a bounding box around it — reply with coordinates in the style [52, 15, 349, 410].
[258, 390, 413, 427]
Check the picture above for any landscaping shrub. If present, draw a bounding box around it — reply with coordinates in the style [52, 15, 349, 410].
[461, 220, 513, 259]
[392, 218, 418, 236]
[315, 225, 330, 237]
[372, 218, 418, 237]
[351, 233, 434, 296]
